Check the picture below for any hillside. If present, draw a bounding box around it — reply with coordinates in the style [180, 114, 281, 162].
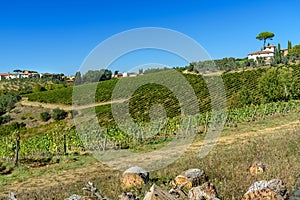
[0, 110, 299, 199]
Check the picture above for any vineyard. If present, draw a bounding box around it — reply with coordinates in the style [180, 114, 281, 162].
[0, 100, 299, 161]
[1, 65, 300, 162]
[0, 65, 300, 199]
[26, 78, 119, 105]
[26, 65, 300, 109]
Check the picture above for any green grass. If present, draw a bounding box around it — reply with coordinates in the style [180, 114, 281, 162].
[0, 111, 299, 199]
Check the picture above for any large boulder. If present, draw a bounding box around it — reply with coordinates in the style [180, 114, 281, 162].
[188, 182, 219, 200]
[121, 166, 149, 190]
[171, 168, 207, 190]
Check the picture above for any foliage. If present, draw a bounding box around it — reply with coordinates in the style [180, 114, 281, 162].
[288, 40, 292, 52]
[74, 71, 82, 85]
[27, 87, 73, 105]
[40, 112, 51, 122]
[258, 67, 300, 103]
[0, 115, 11, 125]
[27, 78, 119, 105]
[0, 94, 21, 116]
[52, 108, 68, 121]
[0, 161, 13, 175]
[0, 122, 26, 136]
[186, 57, 241, 73]
[275, 43, 281, 64]
[26, 65, 300, 116]
[143, 67, 171, 74]
[81, 69, 112, 83]
[256, 31, 275, 48]
[289, 44, 300, 55]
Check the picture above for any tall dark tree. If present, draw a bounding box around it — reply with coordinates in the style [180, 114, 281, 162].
[275, 43, 281, 64]
[74, 71, 82, 85]
[82, 69, 112, 83]
[13, 69, 22, 74]
[256, 31, 275, 49]
[288, 40, 292, 52]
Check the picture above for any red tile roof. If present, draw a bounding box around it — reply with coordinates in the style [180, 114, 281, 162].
[248, 50, 274, 55]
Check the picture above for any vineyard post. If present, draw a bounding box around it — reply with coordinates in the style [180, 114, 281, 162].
[63, 133, 67, 155]
[104, 129, 107, 151]
[14, 131, 20, 167]
[282, 103, 287, 114]
[185, 116, 191, 135]
[223, 112, 229, 127]
[263, 105, 267, 119]
[204, 111, 209, 133]
[251, 107, 257, 122]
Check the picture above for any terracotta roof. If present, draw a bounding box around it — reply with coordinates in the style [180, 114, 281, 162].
[248, 50, 275, 55]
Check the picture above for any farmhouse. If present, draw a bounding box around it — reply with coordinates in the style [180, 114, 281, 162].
[0, 73, 20, 81]
[248, 45, 276, 62]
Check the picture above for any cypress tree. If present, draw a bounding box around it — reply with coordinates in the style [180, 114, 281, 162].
[288, 41, 292, 52]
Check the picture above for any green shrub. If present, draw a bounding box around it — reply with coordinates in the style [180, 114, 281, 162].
[40, 112, 51, 122]
[52, 108, 68, 121]
[0, 115, 11, 125]
[0, 161, 13, 175]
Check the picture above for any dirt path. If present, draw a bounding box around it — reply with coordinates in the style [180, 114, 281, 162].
[1, 119, 299, 197]
[19, 97, 127, 111]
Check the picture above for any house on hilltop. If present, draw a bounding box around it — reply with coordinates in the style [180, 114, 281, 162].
[248, 45, 276, 62]
[0, 72, 20, 80]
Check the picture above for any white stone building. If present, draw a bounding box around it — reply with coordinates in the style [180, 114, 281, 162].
[248, 45, 276, 62]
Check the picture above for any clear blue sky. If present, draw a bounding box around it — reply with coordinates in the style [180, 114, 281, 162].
[0, 0, 299, 75]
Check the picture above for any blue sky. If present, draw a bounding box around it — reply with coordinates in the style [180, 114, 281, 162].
[0, 0, 299, 75]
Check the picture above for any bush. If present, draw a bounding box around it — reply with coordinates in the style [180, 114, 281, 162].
[0, 161, 13, 175]
[40, 111, 51, 122]
[52, 108, 68, 121]
[0, 115, 11, 125]
[70, 110, 79, 118]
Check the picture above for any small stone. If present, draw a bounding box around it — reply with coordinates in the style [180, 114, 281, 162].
[249, 161, 265, 175]
[121, 192, 139, 200]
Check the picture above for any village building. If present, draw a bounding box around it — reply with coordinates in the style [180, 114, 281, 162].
[248, 45, 276, 62]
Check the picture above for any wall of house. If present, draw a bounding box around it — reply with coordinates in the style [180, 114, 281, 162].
[248, 52, 275, 61]
[264, 46, 276, 52]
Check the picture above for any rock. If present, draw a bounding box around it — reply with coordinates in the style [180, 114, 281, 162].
[171, 168, 206, 190]
[121, 166, 149, 190]
[289, 197, 300, 200]
[267, 179, 287, 198]
[249, 161, 265, 175]
[188, 182, 219, 200]
[121, 192, 139, 200]
[294, 190, 300, 197]
[143, 184, 176, 200]
[64, 194, 82, 200]
[8, 192, 17, 200]
[243, 179, 288, 200]
[242, 188, 284, 200]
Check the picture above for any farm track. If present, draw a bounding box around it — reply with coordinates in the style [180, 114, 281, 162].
[1, 118, 299, 198]
[19, 97, 127, 111]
